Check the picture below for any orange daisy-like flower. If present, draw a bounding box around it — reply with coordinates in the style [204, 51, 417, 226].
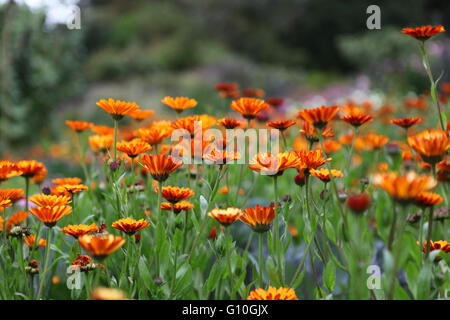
[90, 287, 128, 300]
[52, 177, 82, 186]
[96, 98, 140, 121]
[161, 96, 198, 113]
[129, 109, 154, 121]
[247, 286, 299, 300]
[111, 218, 149, 235]
[7, 211, 28, 226]
[171, 115, 204, 137]
[310, 168, 344, 183]
[0, 189, 24, 203]
[373, 171, 437, 205]
[89, 134, 113, 153]
[29, 206, 72, 228]
[248, 152, 302, 176]
[407, 129, 450, 164]
[390, 117, 422, 129]
[16, 160, 47, 179]
[202, 148, 240, 165]
[401, 25, 445, 41]
[141, 154, 183, 182]
[366, 134, 389, 150]
[134, 127, 172, 146]
[217, 118, 242, 129]
[0, 161, 22, 182]
[341, 114, 373, 127]
[160, 186, 194, 204]
[415, 192, 443, 207]
[240, 205, 275, 233]
[60, 223, 99, 239]
[54, 184, 89, 196]
[298, 106, 339, 129]
[242, 88, 265, 98]
[0, 194, 12, 209]
[208, 207, 243, 226]
[91, 125, 114, 136]
[160, 201, 194, 214]
[323, 140, 342, 154]
[30, 194, 71, 207]
[24, 234, 46, 249]
[299, 121, 334, 143]
[215, 83, 239, 92]
[267, 120, 297, 131]
[65, 120, 93, 132]
[116, 139, 151, 158]
[419, 240, 450, 254]
[295, 149, 329, 173]
[79, 234, 126, 259]
[230, 97, 269, 120]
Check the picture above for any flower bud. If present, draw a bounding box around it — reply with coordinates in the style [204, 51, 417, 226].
[347, 193, 371, 214]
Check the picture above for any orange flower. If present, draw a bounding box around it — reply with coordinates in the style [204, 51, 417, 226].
[52, 177, 82, 186]
[160, 201, 194, 214]
[0, 161, 22, 182]
[217, 118, 242, 129]
[29, 206, 72, 227]
[54, 184, 89, 196]
[390, 117, 422, 129]
[366, 134, 389, 150]
[91, 125, 114, 136]
[401, 25, 445, 41]
[111, 218, 149, 235]
[78, 234, 126, 259]
[310, 168, 344, 182]
[202, 148, 240, 165]
[373, 171, 437, 204]
[215, 83, 239, 92]
[30, 194, 71, 207]
[295, 149, 329, 173]
[341, 114, 373, 127]
[230, 97, 269, 119]
[171, 115, 203, 137]
[89, 134, 113, 152]
[240, 205, 275, 233]
[248, 152, 302, 176]
[0, 189, 24, 203]
[141, 154, 183, 182]
[24, 234, 46, 248]
[161, 96, 197, 113]
[65, 120, 93, 132]
[129, 109, 154, 121]
[323, 140, 341, 154]
[96, 98, 140, 120]
[116, 139, 151, 158]
[407, 129, 450, 164]
[90, 287, 128, 300]
[299, 121, 334, 143]
[242, 88, 265, 98]
[404, 96, 427, 109]
[247, 286, 299, 300]
[419, 240, 450, 254]
[136, 127, 172, 146]
[7, 211, 28, 226]
[298, 106, 339, 129]
[267, 120, 297, 131]
[60, 223, 99, 239]
[16, 160, 47, 179]
[415, 192, 443, 207]
[208, 207, 243, 226]
[160, 186, 194, 204]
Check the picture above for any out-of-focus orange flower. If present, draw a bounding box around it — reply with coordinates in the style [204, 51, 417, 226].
[390, 117, 422, 129]
[91, 125, 114, 136]
[7, 211, 28, 226]
[202, 148, 240, 165]
[401, 25, 445, 41]
[65, 121, 93, 132]
[215, 83, 239, 92]
[30, 206, 72, 228]
[441, 82, 450, 94]
[310, 168, 344, 182]
[54, 184, 89, 196]
[217, 118, 242, 129]
[160, 201, 194, 214]
[299, 121, 334, 144]
[0, 189, 24, 203]
[419, 240, 450, 255]
[0, 195, 12, 209]
[79, 234, 126, 259]
[24, 234, 46, 248]
[323, 140, 341, 154]
[171, 115, 205, 137]
[408, 129, 450, 164]
[89, 134, 113, 153]
[52, 177, 82, 186]
[208, 207, 243, 226]
[377, 162, 389, 172]
[267, 120, 297, 131]
[30, 194, 71, 207]
[366, 134, 389, 150]
[436, 159, 450, 182]
[16, 160, 47, 180]
[415, 192, 443, 207]
[230, 97, 269, 120]
[241, 88, 265, 98]
[347, 193, 371, 214]
[141, 154, 183, 182]
[298, 106, 339, 129]
[248, 152, 301, 176]
[96, 98, 140, 120]
[341, 114, 373, 127]
[373, 171, 437, 204]
[90, 287, 128, 300]
[288, 225, 299, 237]
[134, 127, 171, 146]
[240, 205, 275, 233]
[404, 96, 427, 109]
[295, 149, 329, 173]
[161, 96, 197, 113]
[112, 218, 150, 235]
[159, 186, 194, 204]
[60, 223, 99, 239]
[129, 109, 154, 121]
[0, 161, 22, 182]
[247, 286, 299, 300]
[116, 139, 151, 158]
[266, 98, 284, 109]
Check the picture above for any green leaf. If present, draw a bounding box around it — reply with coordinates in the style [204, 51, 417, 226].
[323, 261, 336, 292]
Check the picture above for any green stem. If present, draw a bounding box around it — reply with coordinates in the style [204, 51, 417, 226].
[76, 132, 89, 181]
[226, 228, 236, 299]
[37, 227, 52, 299]
[113, 119, 119, 161]
[258, 232, 264, 288]
[425, 206, 434, 258]
[272, 176, 284, 284]
[387, 201, 397, 251]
